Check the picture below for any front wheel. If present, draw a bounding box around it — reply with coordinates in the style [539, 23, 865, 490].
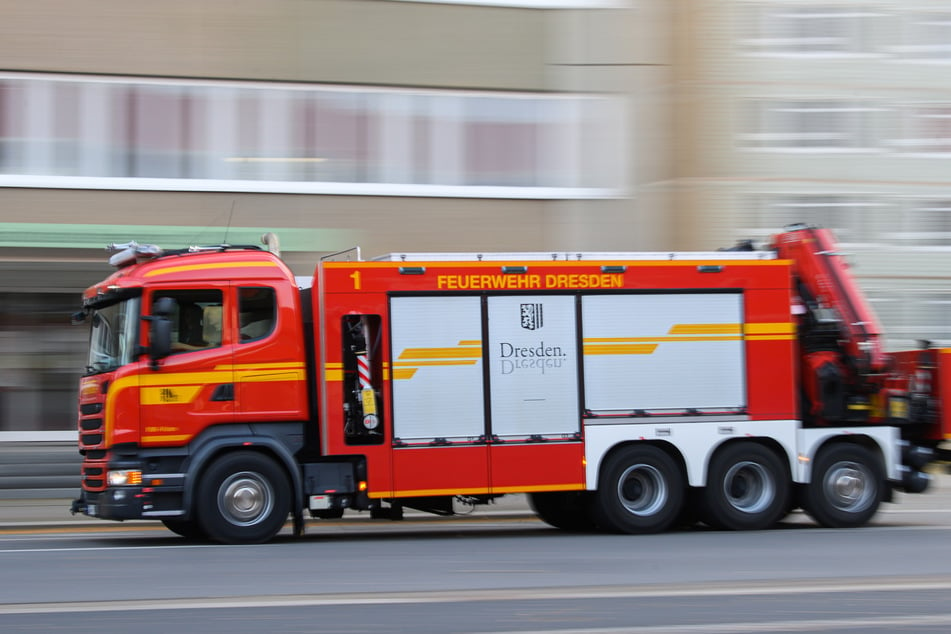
[197, 451, 291, 544]
[593, 445, 684, 534]
[804, 443, 883, 528]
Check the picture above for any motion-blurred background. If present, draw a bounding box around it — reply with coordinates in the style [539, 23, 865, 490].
[1, 0, 950, 437]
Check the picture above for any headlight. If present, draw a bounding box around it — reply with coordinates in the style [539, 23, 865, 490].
[107, 469, 143, 486]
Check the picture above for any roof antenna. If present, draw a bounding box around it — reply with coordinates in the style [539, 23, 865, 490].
[223, 200, 236, 245]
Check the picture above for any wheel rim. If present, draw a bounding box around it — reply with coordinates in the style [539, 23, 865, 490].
[822, 461, 874, 512]
[722, 460, 775, 514]
[217, 471, 274, 527]
[617, 463, 667, 516]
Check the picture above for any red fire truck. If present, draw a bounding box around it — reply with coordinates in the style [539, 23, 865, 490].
[70, 225, 950, 543]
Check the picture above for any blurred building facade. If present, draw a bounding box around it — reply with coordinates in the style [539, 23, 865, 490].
[0, 0, 949, 433]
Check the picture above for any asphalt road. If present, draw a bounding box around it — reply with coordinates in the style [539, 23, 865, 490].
[2, 482, 951, 633]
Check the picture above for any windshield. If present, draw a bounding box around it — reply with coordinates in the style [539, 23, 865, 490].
[85, 297, 141, 375]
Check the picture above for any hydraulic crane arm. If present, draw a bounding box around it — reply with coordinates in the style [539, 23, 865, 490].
[771, 223, 889, 379]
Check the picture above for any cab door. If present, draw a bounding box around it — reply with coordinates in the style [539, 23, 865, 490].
[232, 284, 309, 423]
[139, 286, 234, 446]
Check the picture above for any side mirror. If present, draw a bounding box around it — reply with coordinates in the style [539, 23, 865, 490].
[149, 318, 173, 366]
[145, 297, 176, 368]
[153, 297, 176, 318]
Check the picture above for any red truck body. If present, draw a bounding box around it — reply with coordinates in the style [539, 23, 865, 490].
[71, 227, 949, 543]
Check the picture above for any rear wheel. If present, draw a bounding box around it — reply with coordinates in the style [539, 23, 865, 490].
[197, 451, 291, 544]
[703, 443, 790, 531]
[593, 445, 684, 534]
[529, 491, 596, 531]
[804, 443, 883, 528]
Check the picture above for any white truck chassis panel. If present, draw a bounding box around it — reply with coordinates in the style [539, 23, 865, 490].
[584, 418, 900, 489]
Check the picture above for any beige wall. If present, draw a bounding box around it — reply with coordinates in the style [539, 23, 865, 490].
[0, 0, 548, 90]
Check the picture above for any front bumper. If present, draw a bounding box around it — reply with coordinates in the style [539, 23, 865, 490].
[71, 484, 186, 521]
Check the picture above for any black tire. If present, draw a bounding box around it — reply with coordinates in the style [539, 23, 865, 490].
[804, 443, 883, 528]
[161, 518, 206, 539]
[529, 491, 596, 531]
[703, 443, 790, 531]
[593, 445, 684, 534]
[197, 451, 291, 544]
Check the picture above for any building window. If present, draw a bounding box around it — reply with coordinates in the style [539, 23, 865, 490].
[0, 73, 625, 199]
[893, 200, 951, 247]
[739, 4, 883, 57]
[744, 194, 883, 244]
[894, 13, 951, 62]
[740, 100, 880, 151]
[892, 105, 951, 155]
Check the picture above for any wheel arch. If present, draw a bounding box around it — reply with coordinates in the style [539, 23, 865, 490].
[704, 437, 792, 487]
[181, 432, 304, 528]
[592, 440, 687, 490]
[805, 434, 887, 484]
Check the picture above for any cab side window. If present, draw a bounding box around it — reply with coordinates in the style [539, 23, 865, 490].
[239, 287, 276, 343]
[153, 289, 224, 353]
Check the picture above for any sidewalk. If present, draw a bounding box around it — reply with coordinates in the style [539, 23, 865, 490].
[0, 498, 98, 528]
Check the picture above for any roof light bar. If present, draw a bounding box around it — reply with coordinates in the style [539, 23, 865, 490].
[106, 241, 163, 268]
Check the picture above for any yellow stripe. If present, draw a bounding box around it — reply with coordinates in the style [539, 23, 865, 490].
[236, 369, 306, 382]
[392, 360, 479, 366]
[745, 322, 795, 335]
[220, 362, 305, 371]
[144, 261, 279, 277]
[399, 347, 483, 359]
[325, 369, 343, 381]
[141, 434, 193, 443]
[458, 340, 482, 346]
[491, 483, 586, 494]
[324, 260, 790, 270]
[668, 323, 742, 335]
[747, 335, 795, 341]
[379, 487, 492, 497]
[586, 336, 741, 344]
[368, 483, 585, 498]
[139, 371, 234, 386]
[393, 368, 418, 380]
[584, 344, 658, 355]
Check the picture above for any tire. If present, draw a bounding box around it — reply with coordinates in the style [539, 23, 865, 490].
[703, 443, 790, 531]
[804, 443, 883, 528]
[592, 445, 684, 534]
[529, 491, 596, 531]
[161, 518, 206, 540]
[197, 451, 291, 544]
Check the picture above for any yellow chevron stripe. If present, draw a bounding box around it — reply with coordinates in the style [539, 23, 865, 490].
[583, 343, 659, 355]
[669, 323, 742, 335]
[584, 336, 741, 344]
[392, 360, 479, 366]
[399, 347, 483, 359]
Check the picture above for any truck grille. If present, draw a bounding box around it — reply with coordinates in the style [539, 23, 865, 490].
[82, 465, 105, 490]
[79, 412, 104, 450]
[79, 399, 108, 491]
